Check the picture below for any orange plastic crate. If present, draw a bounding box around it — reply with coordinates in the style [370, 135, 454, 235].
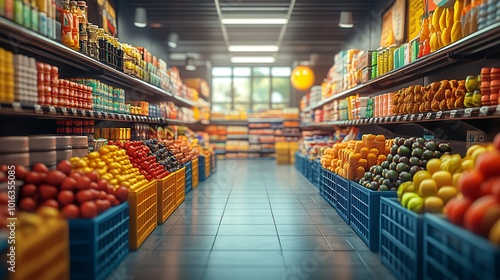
[176, 167, 186, 205]
[12, 213, 69, 280]
[192, 157, 199, 189]
[205, 155, 210, 178]
[128, 180, 157, 250]
[156, 172, 177, 224]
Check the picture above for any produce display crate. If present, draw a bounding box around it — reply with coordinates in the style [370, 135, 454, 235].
[192, 157, 199, 189]
[335, 175, 351, 224]
[320, 167, 336, 209]
[211, 152, 217, 173]
[423, 214, 500, 280]
[350, 182, 397, 251]
[184, 161, 193, 194]
[176, 166, 187, 205]
[128, 181, 157, 250]
[380, 197, 424, 280]
[205, 154, 211, 178]
[294, 152, 303, 172]
[199, 155, 211, 181]
[305, 159, 313, 182]
[311, 159, 321, 189]
[14, 216, 69, 280]
[156, 172, 177, 224]
[69, 202, 129, 280]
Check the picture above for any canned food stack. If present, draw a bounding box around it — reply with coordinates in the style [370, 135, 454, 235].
[480, 67, 500, 106]
[29, 136, 57, 169]
[95, 127, 131, 141]
[323, 102, 334, 122]
[0, 48, 15, 103]
[310, 86, 322, 107]
[36, 63, 59, 106]
[356, 97, 369, 119]
[0, 137, 30, 166]
[14, 55, 38, 104]
[477, 0, 500, 30]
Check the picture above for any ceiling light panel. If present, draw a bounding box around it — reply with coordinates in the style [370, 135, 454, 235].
[228, 45, 279, 52]
[221, 18, 288, 25]
[231, 56, 276, 63]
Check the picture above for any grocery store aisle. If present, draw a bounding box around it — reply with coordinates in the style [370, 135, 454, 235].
[108, 160, 394, 280]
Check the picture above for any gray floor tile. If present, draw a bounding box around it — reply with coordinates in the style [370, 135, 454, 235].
[110, 266, 206, 280]
[276, 224, 321, 236]
[208, 251, 284, 266]
[273, 209, 310, 216]
[225, 203, 271, 209]
[156, 235, 216, 250]
[175, 215, 222, 225]
[323, 235, 355, 251]
[218, 224, 277, 236]
[166, 224, 220, 236]
[279, 235, 331, 251]
[183, 208, 225, 216]
[213, 235, 281, 250]
[317, 224, 356, 235]
[224, 209, 272, 216]
[270, 203, 305, 210]
[274, 215, 315, 225]
[204, 266, 286, 280]
[221, 215, 275, 225]
[282, 251, 365, 267]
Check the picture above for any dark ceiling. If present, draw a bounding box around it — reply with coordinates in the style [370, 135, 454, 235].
[124, 0, 379, 67]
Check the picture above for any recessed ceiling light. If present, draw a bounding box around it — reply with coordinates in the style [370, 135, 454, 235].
[221, 18, 288, 25]
[231, 56, 276, 63]
[228, 45, 279, 52]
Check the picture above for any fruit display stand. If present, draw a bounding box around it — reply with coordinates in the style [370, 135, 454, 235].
[184, 161, 193, 194]
[69, 202, 129, 280]
[211, 152, 217, 173]
[423, 214, 500, 280]
[128, 181, 157, 250]
[335, 175, 351, 224]
[320, 167, 336, 209]
[156, 172, 177, 224]
[380, 197, 424, 280]
[311, 159, 321, 189]
[349, 182, 396, 251]
[176, 167, 187, 205]
[192, 157, 199, 189]
[199, 155, 211, 181]
[305, 158, 313, 182]
[13, 213, 70, 280]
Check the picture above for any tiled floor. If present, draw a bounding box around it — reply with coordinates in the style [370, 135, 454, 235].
[108, 160, 394, 280]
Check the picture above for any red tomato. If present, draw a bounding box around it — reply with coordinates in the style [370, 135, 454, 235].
[75, 176, 91, 191]
[464, 195, 500, 237]
[97, 179, 108, 191]
[105, 185, 114, 194]
[20, 184, 38, 198]
[85, 171, 99, 183]
[61, 204, 79, 219]
[114, 186, 129, 203]
[445, 196, 473, 226]
[89, 189, 100, 200]
[25, 172, 44, 185]
[0, 192, 8, 204]
[38, 184, 58, 200]
[494, 133, 500, 151]
[480, 177, 500, 197]
[14, 165, 28, 180]
[76, 190, 93, 204]
[95, 199, 111, 214]
[57, 160, 73, 176]
[106, 194, 118, 206]
[80, 201, 98, 218]
[57, 190, 75, 206]
[41, 199, 59, 209]
[458, 170, 484, 200]
[32, 163, 49, 173]
[476, 151, 500, 179]
[0, 165, 7, 173]
[60, 177, 77, 191]
[88, 182, 98, 190]
[19, 197, 37, 212]
[44, 170, 66, 186]
[99, 191, 107, 200]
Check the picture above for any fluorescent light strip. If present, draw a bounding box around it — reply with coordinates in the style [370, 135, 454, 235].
[231, 56, 275, 63]
[228, 45, 279, 52]
[221, 18, 288, 25]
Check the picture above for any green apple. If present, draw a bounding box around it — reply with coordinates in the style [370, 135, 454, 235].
[401, 192, 419, 208]
[407, 196, 424, 214]
[466, 75, 479, 91]
[397, 182, 415, 201]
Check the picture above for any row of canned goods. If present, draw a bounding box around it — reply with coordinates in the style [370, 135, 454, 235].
[94, 127, 132, 141]
[92, 96, 131, 114]
[372, 39, 419, 78]
[56, 120, 95, 135]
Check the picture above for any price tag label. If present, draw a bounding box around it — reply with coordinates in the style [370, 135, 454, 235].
[81, 109, 87, 117]
[436, 111, 443, 119]
[426, 112, 433, 120]
[12, 102, 21, 112]
[96, 111, 102, 118]
[34, 104, 43, 114]
[497, 105, 500, 114]
[103, 112, 109, 119]
[389, 116, 395, 122]
[464, 108, 473, 118]
[450, 110, 458, 118]
[396, 115, 401, 122]
[61, 107, 68, 115]
[48, 106, 56, 115]
[132, 115, 137, 121]
[409, 114, 416, 122]
[88, 110, 94, 117]
[417, 114, 424, 121]
[71, 108, 78, 116]
[403, 115, 409, 122]
[479, 106, 490, 117]
[385, 117, 390, 122]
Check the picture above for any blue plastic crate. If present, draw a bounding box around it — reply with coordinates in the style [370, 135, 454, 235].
[69, 202, 130, 280]
[350, 182, 397, 251]
[380, 197, 424, 280]
[320, 167, 336, 209]
[424, 214, 500, 280]
[335, 175, 350, 225]
[311, 159, 321, 189]
[199, 155, 207, 181]
[306, 159, 313, 182]
[184, 161, 193, 194]
[212, 153, 217, 173]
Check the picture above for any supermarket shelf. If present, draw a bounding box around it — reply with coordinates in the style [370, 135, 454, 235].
[209, 120, 248, 125]
[0, 102, 204, 126]
[301, 105, 500, 128]
[0, 18, 197, 109]
[226, 134, 249, 140]
[302, 22, 500, 112]
[218, 149, 276, 153]
[275, 134, 302, 137]
[247, 118, 301, 123]
[209, 139, 228, 143]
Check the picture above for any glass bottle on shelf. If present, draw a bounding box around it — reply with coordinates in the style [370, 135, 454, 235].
[97, 28, 107, 64]
[61, 0, 73, 48]
[87, 24, 98, 60]
[77, 1, 88, 55]
[30, 0, 38, 32]
[37, 0, 47, 36]
[69, 1, 79, 51]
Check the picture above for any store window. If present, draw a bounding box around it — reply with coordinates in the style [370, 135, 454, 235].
[211, 67, 291, 112]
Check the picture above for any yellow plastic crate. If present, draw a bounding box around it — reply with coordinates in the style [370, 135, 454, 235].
[289, 142, 299, 150]
[192, 157, 199, 189]
[205, 155, 210, 178]
[275, 142, 290, 149]
[128, 180, 157, 250]
[12, 213, 69, 280]
[156, 172, 177, 224]
[176, 167, 186, 205]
